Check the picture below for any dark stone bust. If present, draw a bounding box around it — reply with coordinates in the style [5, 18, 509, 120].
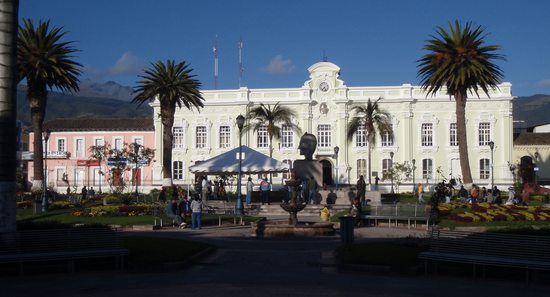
[298, 132, 317, 161]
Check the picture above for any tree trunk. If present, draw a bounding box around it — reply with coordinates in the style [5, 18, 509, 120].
[367, 145, 372, 186]
[29, 91, 46, 192]
[0, 0, 19, 233]
[455, 93, 472, 185]
[161, 107, 175, 189]
[268, 133, 273, 184]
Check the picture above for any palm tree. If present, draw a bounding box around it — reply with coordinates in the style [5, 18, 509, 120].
[0, 0, 19, 233]
[346, 98, 392, 185]
[133, 60, 204, 188]
[245, 102, 301, 182]
[417, 21, 504, 185]
[18, 19, 81, 192]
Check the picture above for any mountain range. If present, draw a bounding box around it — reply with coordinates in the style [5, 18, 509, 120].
[16, 81, 550, 128]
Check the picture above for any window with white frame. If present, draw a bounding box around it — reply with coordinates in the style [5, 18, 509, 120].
[449, 123, 458, 146]
[114, 138, 123, 151]
[94, 138, 104, 147]
[381, 125, 393, 147]
[282, 159, 293, 179]
[382, 158, 392, 179]
[56, 168, 65, 182]
[422, 159, 433, 179]
[479, 122, 491, 146]
[281, 125, 294, 148]
[219, 126, 231, 148]
[355, 125, 367, 147]
[257, 125, 268, 148]
[57, 139, 65, 152]
[93, 168, 102, 186]
[421, 123, 433, 146]
[133, 137, 143, 146]
[318, 124, 331, 147]
[357, 159, 367, 179]
[75, 138, 84, 158]
[173, 126, 184, 149]
[173, 161, 184, 180]
[196, 126, 207, 148]
[480, 158, 490, 180]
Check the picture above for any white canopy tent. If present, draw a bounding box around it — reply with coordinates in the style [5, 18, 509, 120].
[188, 145, 290, 175]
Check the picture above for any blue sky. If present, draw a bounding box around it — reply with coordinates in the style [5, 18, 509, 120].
[21, 0, 550, 96]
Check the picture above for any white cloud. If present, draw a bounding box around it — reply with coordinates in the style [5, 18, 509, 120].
[261, 55, 295, 74]
[108, 52, 145, 75]
[536, 79, 550, 88]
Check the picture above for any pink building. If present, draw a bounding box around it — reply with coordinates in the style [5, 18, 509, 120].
[28, 118, 156, 193]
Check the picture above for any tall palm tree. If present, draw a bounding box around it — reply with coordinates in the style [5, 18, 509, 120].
[133, 60, 204, 188]
[245, 102, 301, 182]
[0, 0, 19, 233]
[18, 19, 81, 192]
[346, 98, 392, 185]
[417, 21, 504, 185]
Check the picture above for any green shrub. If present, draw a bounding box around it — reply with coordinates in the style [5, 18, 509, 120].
[530, 195, 547, 203]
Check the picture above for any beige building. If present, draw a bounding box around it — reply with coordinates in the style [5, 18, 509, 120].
[151, 62, 515, 192]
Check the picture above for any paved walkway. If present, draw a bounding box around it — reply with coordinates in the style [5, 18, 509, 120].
[2, 223, 550, 297]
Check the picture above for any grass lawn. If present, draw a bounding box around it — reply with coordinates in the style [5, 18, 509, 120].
[16, 207, 260, 228]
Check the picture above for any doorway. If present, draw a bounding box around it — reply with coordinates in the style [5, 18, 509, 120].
[321, 159, 333, 186]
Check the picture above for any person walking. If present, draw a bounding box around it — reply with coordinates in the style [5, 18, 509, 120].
[246, 177, 254, 206]
[417, 183, 425, 203]
[357, 175, 366, 205]
[260, 177, 271, 205]
[190, 195, 203, 229]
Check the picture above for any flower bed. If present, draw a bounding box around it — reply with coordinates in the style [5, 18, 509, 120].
[72, 203, 163, 217]
[439, 202, 550, 223]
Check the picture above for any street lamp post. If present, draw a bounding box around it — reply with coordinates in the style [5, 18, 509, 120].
[134, 142, 140, 198]
[236, 115, 245, 215]
[390, 151, 394, 194]
[412, 159, 416, 193]
[488, 141, 495, 188]
[42, 129, 51, 212]
[333, 146, 340, 191]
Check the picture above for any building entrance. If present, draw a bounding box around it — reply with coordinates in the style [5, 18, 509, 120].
[321, 159, 333, 186]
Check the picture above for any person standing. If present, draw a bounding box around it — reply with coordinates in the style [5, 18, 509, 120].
[165, 197, 185, 228]
[260, 177, 271, 205]
[246, 177, 254, 206]
[308, 177, 317, 204]
[201, 176, 209, 201]
[190, 195, 203, 229]
[357, 175, 366, 205]
[417, 183, 425, 203]
[158, 188, 166, 203]
[81, 186, 87, 200]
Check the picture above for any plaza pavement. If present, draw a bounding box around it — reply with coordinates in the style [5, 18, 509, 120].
[2, 217, 550, 297]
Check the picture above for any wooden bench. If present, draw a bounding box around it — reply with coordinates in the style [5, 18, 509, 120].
[359, 204, 430, 229]
[0, 227, 128, 275]
[419, 229, 550, 282]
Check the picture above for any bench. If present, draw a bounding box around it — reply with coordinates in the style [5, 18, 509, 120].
[0, 227, 128, 275]
[359, 204, 430, 229]
[419, 229, 550, 282]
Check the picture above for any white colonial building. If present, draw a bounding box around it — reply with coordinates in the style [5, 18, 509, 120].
[151, 62, 515, 192]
